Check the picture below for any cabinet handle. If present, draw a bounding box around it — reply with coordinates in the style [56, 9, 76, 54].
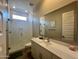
[8, 47, 11, 50]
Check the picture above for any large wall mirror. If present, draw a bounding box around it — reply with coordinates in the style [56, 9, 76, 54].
[41, 1, 78, 45]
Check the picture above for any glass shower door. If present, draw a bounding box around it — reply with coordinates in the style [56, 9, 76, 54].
[0, 12, 3, 36]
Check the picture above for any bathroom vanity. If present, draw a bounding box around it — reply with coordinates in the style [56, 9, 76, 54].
[31, 38, 77, 59]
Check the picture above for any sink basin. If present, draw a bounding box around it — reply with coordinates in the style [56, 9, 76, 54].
[39, 39, 53, 46]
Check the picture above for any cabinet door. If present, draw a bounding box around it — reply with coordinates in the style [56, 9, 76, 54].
[31, 41, 52, 59]
[31, 41, 41, 59]
[39, 46, 52, 59]
[51, 54, 62, 59]
[31, 41, 38, 59]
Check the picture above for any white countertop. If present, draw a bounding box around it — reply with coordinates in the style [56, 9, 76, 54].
[31, 38, 78, 59]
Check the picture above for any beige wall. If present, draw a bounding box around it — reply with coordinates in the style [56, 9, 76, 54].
[45, 2, 77, 44]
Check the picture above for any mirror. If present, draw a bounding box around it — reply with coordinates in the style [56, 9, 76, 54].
[40, 2, 78, 45]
